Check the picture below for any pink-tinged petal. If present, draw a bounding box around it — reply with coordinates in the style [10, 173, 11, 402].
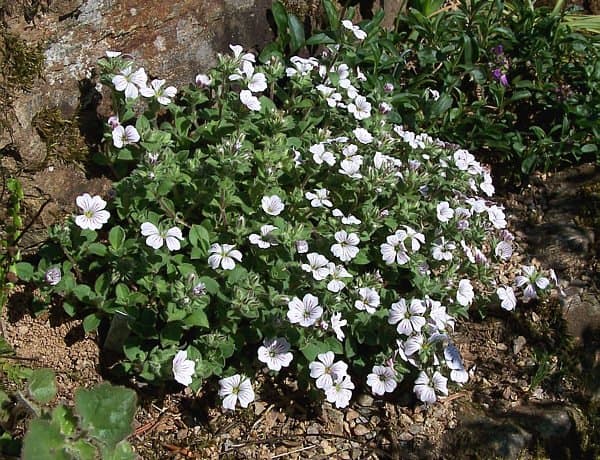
[112, 75, 128, 91]
[124, 126, 140, 143]
[76, 193, 92, 210]
[164, 86, 177, 98]
[141, 222, 159, 236]
[165, 236, 181, 251]
[75, 215, 91, 230]
[139, 86, 154, 98]
[208, 254, 221, 269]
[166, 227, 183, 240]
[222, 394, 237, 410]
[146, 234, 164, 249]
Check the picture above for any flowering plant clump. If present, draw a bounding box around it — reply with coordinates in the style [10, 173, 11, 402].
[22, 5, 559, 409]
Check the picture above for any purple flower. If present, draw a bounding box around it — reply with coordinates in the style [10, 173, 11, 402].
[499, 74, 509, 87]
[492, 44, 504, 56]
[492, 69, 509, 87]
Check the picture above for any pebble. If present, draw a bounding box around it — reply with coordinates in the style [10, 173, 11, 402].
[408, 424, 423, 435]
[345, 409, 360, 422]
[353, 424, 370, 436]
[399, 431, 414, 441]
[356, 393, 374, 407]
[306, 423, 320, 435]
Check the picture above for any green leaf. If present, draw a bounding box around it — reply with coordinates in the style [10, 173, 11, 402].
[508, 90, 532, 103]
[271, 1, 288, 36]
[306, 33, 336, 46]
[429, 93, 453, 119]
[183, 309, 210, 328]
[22, 418, 69, 460]
[15, 262, 34, 281]
[94, 272, 110, 296]
[83, 313, 102, 333]
[50, 405, 78, 436]
[581, 143, 597, 153]
[288, 14, 305, 53]
[189, 224, 210, 255]
[87, 243, 107, 257]
[102, 440, 136, 460]
[73, 284, 93, 302]
[75, 383, 137, 450]
[28, 368, 57, 404]
[323, 0, 339, 29]
[109, 226, 126, 251]
[115, 283, 131, 302]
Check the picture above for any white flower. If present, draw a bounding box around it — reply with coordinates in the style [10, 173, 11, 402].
[316, 84, 342, 107]
[141, 222, 184, 251]
[305, 189, 333, 208]
[310, 143, 336, 166]
[466, 197, 487, 213]
[112, 66, 148, 99]
[105, 50, 122, 58]
[341, 20, 367, 40]
[347, 95, 371, 120]
[309, 351, 348, 389]
[229, 44, 255, 64]
[249, 224, 278, 248]
[497, 286, 517, 311]
[330, 312, 347, 341]
[326, 263, 352, 293]
[388, 298, 427, 335]
[436, 201, 454, 223]
[44, 267, 62, 286]
[431, 237, 456, 261]
[495, 241, 513, 260]
[487, 205, 506, 229]
[248, 71, 267, 93]
[301, 252, 330, 280]
[261, 195, 284, 216]
[367, 366, 397, 396]
[112, 125, 140, 148]
[139, 79, 177, 105]
[107, 115, 120, 129]
[444, 344, 469, 383]
[515, 265, 549, 302]
[296, 240, 309, 254]
[208, 243, 243, 270]
[219, 374, 255, 410]
[325, 375, 354, 408]
[257, 337, 293, 371]
[331, 209, 361, 225]
[402, 226, 425, 252]
[414, 370, 448, 403]
[195, 73, 212, 87]
[480, 172, 495, 196]
[380, 234, 410, 265]
[353, 127, 373, 144]
[75, 193, 110, 230]
[355, 287, 380, 314]
[453, 149, 475, 170]
[456, 279, 474, 306]
[331, 230, 360, 262]
[339, 156, 363, 178]
[172, 350, 195, 386]
[342, 144, 358, 157]
[240, 89, 261, 111]
[425, 88, 440, 101]
[287, 294, 323, 327]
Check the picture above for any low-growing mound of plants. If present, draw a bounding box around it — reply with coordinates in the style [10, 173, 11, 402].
[17, 5, 558, 410]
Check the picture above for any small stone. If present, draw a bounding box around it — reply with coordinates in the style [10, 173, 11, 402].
[320, 440, 336, 455]
[345, 409, 360, 422]
[356, 393, 374, 407]
[399, 432, 414, 441]
[306, 423, 320, 435]
[408, 424, 422, 435]
[254, 401, 267, 416]
[369, 415, 380, 426]
[176, 428, 188, 440]
[496, 342, 508, 351]
[513, 336, 527, 354]
[353, 424, 371, 436]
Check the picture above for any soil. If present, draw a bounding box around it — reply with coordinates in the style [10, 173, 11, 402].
[1, 164, 599, 460]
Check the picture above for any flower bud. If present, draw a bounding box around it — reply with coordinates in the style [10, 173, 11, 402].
[45, 267, 62, 286]
[383, 83, 394, 93]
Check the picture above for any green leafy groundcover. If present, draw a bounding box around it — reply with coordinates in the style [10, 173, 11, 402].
[19, 7, 558, 410]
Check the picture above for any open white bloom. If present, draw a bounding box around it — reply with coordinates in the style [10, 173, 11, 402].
[141, 222, 184, 251]
[354, 287, 380, 314]
[301, 252, 330, 280]
[249, 224, 278, 249]
[444, 344, 469, 383]
[367, 365, 397, 396]
[208, 243, 243, 270]
[172, 350, 195, 386]
[195, 73, 212, 88]
[75, 193, 110, 230]
[453, 149, 475, 171]
[341, 20, 367, 40]
[326, 263, 352, 293]
[287, 293, 323, 327]
[140, 79, 177, 105]
[309, 351, 348, 389]
[388, 298, 427, 335]
[310, 143, 336, 166]
[305, 188, 333, 208]
[495, 241, 513, 260]
[436, 201, 454, 223]
[331, 230, 360, 262]
[112, 125, 140, 148]
[466, 197, 487, 213]
[248, 71, 267, 93]
[330, 312, 347, 341]
[414, 370, 448, 403]
[325, 375, 354, 408]
[497, 286, 517, 311]
[515, 265, 549, 302]
[347, 95, 371, 120]
[431, 237, 456, 261]
[105, 50, 122, 58]
[401, 226, 425, 252]
[257, 337, 293, 371]
[229, 44, 256, 64]
[353, 127, 373, 144]
[286, 55, 319, 77]
[480, 172, 495, 196]
[331, 209, 361, 225]
[339, 156, 363, 178]
[107, 115, 120, 129]
[219, 374, 255, 410]
[240, 89, 261, 111]
[380, 234, 410, 265]
[487, 205, 507, 229]
[112, 66, 148, 99]
[296, 240, 309, 254]
[456, 279, 474, 306]
[261, 195, 284, 216]
[427, 299, 455, 332]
